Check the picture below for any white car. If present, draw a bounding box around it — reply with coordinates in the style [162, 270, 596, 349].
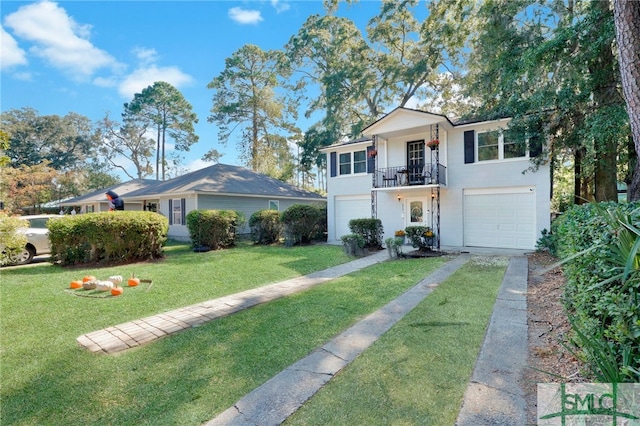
[9, 215, 57, 265]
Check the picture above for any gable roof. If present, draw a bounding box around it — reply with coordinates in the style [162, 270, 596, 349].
[362, 107, 456, 137]
[125, 163, 324, 200]
[61, 179, 160, 205]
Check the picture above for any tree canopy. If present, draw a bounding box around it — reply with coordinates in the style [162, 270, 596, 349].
[124, 81, 199, 181]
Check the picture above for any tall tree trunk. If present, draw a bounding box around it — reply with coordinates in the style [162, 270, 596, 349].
[614, 0, 640, 200]
[575, 147, 584, 204]
[155, 125, 161, 181]
[592, 0, 620, 202]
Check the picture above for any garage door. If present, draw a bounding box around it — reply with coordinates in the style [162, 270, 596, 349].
[463, 189, 535, 249]
[335, 196, 371, 240]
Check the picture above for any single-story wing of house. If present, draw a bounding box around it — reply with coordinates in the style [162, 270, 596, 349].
[321, 107, 551, 251]
[61, 163, 325, 241]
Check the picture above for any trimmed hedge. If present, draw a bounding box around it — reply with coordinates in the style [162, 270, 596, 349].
[48, 211, 168, 266]
[0, 213, 28, 266]
[553, 202, 640, 382]
[249, 210, 283, 244]
[281, 204, 326, 246]
[186, 209, 239, 250]
[348, 218, 383, 249]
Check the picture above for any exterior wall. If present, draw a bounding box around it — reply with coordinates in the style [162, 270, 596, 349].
[441, 123, 550, 247]
[326, 117, 551, 250]
[162, 194, 325, 241]
[326, 140, 375, 241]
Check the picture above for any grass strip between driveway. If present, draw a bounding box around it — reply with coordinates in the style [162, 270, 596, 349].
[1, 243, 447, 425]
[285, 256, 508, 425]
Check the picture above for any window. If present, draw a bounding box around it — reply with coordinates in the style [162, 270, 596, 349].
[353, 150, 367, 173]
[338, 150, 367, 175]
[478, 131, 499, 161]
[477, 130, 526, 162]
[172, 198, 183, 225]
[269, 200, 279, 210]
[503, 129, 526, 159]
[339, 153, 351, 175]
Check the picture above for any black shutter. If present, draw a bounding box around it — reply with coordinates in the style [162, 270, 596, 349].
[330, 152, 337, 177]
[168, 199, 173, 225]
[464, 130, 475, 164]
[366, 146, 376, 174]
[181, 198, 186, 224]
[530, 136, 542, 157]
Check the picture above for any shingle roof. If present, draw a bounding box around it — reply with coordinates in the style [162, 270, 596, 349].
[124, 163, 324, 200]
[61, 179, 160, 205]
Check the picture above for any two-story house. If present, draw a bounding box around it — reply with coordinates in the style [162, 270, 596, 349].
[322, 107, 550, 251]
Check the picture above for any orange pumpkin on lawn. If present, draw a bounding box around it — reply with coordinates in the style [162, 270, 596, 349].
[70, 280, 83, 289]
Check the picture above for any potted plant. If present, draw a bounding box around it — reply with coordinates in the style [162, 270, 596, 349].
[385, 236, 404, 258]
[426, 139, 440, 150]
[340, 233, 366, 256]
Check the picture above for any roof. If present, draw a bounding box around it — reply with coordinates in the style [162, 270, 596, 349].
[124, 163, 324, 200]
[60, 179, 160, 205]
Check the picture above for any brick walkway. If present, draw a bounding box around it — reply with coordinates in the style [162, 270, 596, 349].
[76, 250, 389, 354]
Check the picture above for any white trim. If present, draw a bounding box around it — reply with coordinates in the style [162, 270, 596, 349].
[464, 186, 535, 196]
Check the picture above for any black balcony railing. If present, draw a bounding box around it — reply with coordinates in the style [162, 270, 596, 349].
[374, 163, 446, 188]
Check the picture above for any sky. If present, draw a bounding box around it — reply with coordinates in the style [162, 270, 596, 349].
[0, 0, 382, 180]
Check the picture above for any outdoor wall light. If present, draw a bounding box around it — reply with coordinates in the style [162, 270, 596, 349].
[397, 194, 402, 202]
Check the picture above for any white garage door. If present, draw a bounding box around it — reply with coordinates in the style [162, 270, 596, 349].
[335, 196, 371, 240]
[464, 189, 536, 249]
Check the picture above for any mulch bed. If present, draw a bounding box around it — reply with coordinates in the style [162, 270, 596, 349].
[524, 251, 589, 423]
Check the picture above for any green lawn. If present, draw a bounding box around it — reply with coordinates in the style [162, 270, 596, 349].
[1, 242, 456, 425]
[286, 257, 508, 425]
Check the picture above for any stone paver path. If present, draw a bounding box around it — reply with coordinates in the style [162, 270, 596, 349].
[77, 250, 390, 354]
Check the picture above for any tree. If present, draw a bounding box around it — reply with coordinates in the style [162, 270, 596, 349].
[614, 0, 640, 200]
[207, 44, 299, 175]
[462, 0, 627, 204]
[0, 162, 58, 213]
[96, 113, 154, 179]
[0, 130, 10, 167]
[124, 81, 199, 180]
[1, 108, 99, 171]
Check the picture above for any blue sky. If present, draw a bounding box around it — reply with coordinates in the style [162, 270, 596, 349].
[1, 0, 381, 179]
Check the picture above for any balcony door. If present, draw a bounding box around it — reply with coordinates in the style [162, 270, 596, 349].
[407, 140, 425, 184]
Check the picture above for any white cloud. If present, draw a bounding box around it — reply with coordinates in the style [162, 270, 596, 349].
[4, 0, 120, 79]
[132, 47, 158, 66]
[228, 7, 263, 25]
[118, 64, 193, 99]
[0, 26, 28, 70]
[271, 0, 291, 13]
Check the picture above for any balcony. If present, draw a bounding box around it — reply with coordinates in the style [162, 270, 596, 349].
[374, 163, 446, 188]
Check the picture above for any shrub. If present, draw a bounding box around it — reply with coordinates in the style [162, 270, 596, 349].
[404, 226, 434, 251]
[281, 204, 325, 246]
[554, 202, 640, 382]
[249, 210, 283, 244]
[340, 233, 366, 256]
[186, 209, 239, 250]
[48, 211, 168, 266]
[348, 218, 383, 249]
[0, 213, 28, 266]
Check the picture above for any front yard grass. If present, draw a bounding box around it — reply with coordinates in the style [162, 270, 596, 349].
[286, 257, 507, 425]
[1, 241, 450, 425]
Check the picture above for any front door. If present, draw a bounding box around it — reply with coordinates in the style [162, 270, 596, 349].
[405, 197, 429, 229]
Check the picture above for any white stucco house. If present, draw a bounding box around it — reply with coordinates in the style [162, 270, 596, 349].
[321, 107, 550, 251]
[61, 164, 325, 241]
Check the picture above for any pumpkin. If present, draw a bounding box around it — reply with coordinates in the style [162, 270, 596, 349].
[82, 275, 96, 283]
[95, 281, 114, 292]
[108, 275, 123, 285]
[82, 281, 97, 290]
[111, 286, 124, 296]
[70, 280, 83, 289]
[128, 274, 140, 287]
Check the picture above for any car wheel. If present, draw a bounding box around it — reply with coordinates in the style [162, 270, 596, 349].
[10, 246, 35, 265]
